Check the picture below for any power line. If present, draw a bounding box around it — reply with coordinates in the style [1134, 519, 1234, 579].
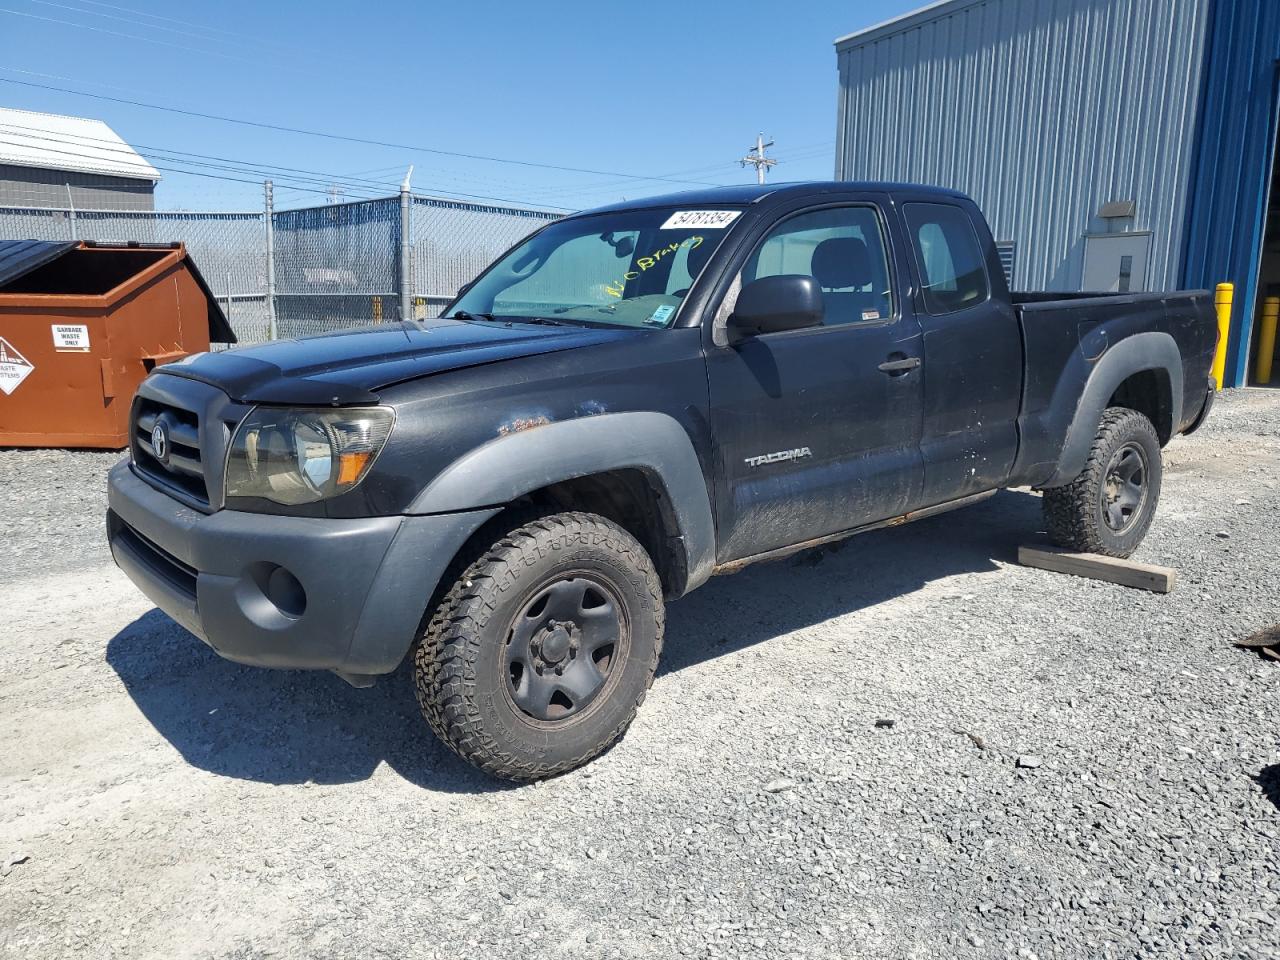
[0, 82, 561, 196]
[1, 65, 195, 99]
[0, 77, 726, 188]
[771, 145, 835, 160]
[69, 0, 266, 42]
[0, 132, 394, 198]
[23, 0, 258, 49]
[335, 163, 413, 179]
[0, 6, 252, 61]
[0, 120, 404, 193]
[37, 0, 276, 48]
[522, 141, 837, 200]
[0, 136, 371, 198]
[0, 114, 830, 213]
[0, 123, 574, 208]
[0, 130, 574, 208]
[0, 69, 828, 199]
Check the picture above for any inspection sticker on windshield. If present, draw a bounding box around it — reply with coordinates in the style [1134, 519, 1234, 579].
[661, 210, 741, 231]
[51, 324, 90, 352]
[0, 337, 34, 396]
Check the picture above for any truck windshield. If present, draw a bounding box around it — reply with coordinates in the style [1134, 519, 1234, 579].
[447, 207, 744, 329]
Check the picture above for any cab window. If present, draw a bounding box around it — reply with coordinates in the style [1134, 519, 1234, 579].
[902, 203, 990, 314]
[741, 206, 894, 326]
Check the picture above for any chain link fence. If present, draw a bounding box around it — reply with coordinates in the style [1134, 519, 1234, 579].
[409, 197, 562, 319]
[0, 206, 273, 342]
[0, 191, 562, 343]
[272, 197, 401, 336]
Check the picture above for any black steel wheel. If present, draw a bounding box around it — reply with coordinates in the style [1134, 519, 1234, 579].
[1099, 441, 1150, 534]
[504, 574, 626, 722]
[414, 512, 664, 782]
[1043, 407, 1163, 558]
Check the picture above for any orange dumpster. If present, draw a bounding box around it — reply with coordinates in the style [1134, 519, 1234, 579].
[0, 240, 235, 449]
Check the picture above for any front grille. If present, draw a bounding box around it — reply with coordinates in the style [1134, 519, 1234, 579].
[133, 398, 209, 505]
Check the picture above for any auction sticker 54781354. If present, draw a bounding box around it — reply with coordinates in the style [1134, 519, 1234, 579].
[0, 337, 34, 395]
[660, 210, 741, 231]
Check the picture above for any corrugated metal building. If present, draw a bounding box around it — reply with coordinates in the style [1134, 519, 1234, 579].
[0, 108, 159, 211]
[835, 0, 1280, 387]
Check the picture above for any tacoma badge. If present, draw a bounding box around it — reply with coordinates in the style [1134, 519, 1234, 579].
[744, 447, 813, 468]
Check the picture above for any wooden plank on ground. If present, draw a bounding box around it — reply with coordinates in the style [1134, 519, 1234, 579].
[1017, 545, 1176, 594]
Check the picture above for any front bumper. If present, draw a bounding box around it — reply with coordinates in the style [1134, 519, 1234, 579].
[107, 459, 497, 675]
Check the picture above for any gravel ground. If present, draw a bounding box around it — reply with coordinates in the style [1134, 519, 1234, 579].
[1, 389, 1278, 960]
[0, 447, 121, 583]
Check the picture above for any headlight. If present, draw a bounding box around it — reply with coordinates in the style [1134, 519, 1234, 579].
[225, 406, 395, 505]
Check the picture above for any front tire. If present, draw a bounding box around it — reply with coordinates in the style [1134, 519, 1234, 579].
[414, 511, 664, 781]
[1042, 407, 1163, 558]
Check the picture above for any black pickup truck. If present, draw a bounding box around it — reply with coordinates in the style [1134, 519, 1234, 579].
[107, 182, 1218, 780]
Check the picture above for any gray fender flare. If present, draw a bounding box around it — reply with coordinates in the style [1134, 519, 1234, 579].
[1043, 331, 1183, 487]
[408, 411, 717, 594]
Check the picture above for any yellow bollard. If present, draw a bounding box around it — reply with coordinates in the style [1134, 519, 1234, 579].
[1256, 296, 1279, 385]
[1211, 283, 1233, 391]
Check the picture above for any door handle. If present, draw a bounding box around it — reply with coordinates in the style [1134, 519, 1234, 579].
[878, 356, 921, 374]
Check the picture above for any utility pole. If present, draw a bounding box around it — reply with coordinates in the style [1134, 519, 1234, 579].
[740, 133, 777, 185]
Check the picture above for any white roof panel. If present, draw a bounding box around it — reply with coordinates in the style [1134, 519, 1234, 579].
[0, 107, 160, 182]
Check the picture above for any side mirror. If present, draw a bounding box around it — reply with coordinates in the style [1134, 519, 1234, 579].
[728, 275, 824, 339]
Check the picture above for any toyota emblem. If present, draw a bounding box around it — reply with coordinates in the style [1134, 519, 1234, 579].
[151, 420, 169, 463]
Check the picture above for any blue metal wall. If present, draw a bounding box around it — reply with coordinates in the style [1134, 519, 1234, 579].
[1182, 0, 1280, 387]
[835, 0, 1212, 293]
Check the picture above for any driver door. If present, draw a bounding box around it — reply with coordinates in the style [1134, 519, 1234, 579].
[704, 200, 925, 562]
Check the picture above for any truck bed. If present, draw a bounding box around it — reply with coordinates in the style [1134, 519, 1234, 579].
[1008, 288, 1218, 486]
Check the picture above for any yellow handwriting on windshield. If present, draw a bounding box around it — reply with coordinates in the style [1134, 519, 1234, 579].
[604, 235, 703, 298]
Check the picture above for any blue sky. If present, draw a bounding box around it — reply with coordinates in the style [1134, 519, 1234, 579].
[0, 0, 920, 212]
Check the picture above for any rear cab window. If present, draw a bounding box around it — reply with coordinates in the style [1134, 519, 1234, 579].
[902, 203, 990, 314]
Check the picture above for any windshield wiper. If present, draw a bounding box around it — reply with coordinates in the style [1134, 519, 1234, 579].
[551, 303, 617, 316]
[503, 315, 568, 326]
[451, 311, 568, 326]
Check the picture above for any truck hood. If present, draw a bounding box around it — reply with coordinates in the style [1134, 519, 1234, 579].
[159, 319, 641, 405]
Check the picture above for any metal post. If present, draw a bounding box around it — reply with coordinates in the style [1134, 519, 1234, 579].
[65, 183, 77, 240]
[224, 270, 233, 339]
[1211, 282, 1233, 391]
[399, 166, 414, 322]
[1256, 296, 1279, 385]
[264, 180, 278, 341]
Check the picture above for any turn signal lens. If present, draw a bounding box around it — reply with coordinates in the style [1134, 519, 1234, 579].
[336, 451, 373, 486]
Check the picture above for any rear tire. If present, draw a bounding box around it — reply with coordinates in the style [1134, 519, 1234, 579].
[414, 511, 664, 782]
[1042, 407, 1162, 558]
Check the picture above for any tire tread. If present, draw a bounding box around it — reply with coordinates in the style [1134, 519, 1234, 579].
[414, 511, 664, 782]
[1042, 407, 1161, 558]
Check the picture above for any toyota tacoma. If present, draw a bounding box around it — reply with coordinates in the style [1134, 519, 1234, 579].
[108, 182, 1219, 780]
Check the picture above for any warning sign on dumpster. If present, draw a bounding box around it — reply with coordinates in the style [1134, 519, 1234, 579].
[0, 337, 34, 395]
[51, 324, 90, 352]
